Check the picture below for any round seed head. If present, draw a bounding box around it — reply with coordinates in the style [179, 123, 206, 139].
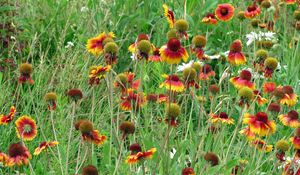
[204, 152, 219, 166]
[261, 0, 271, 8]
[166, 103, 181, 119]
[230, 40, 242, 52]
[208, 84, 220, 94]
[174, 19, 189, 32]
[167, 29, 178, 40]
[283, 86, 294, 94]
[192, 35, 206, 48]
[19, 63, 33, 74]
[67, 88, 83, 101]
[8, 143, 26, 157]
[191, 62, 201, 72]
[267, 103, 281, 113]
[251, 19, 260, 28]
[256, 49, 268, 60]
[238, 87, 254, 100]
[129, 143, 142, 152]
[79, 120, 94, 134]
[102, 37, 114, 46]
[275, 140, 289, 152]
[104, 42, 118, 54]
[116, 73, 128, 86]
[183, 67, 196, 80]
[137, 40, 152, 54]
[82, 165, 98, 175]
[240, 70, 252, 81]
[237, 11, 246, 20]
[44, 92, 57, 102]
[264, 57, 278, 70]
[119, 121, 135, 135]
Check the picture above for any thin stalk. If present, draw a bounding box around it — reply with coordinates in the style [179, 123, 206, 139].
[65, 101, 76, 174]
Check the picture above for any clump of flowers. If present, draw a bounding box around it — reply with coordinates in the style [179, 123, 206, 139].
[89, 65, 111, 85]
[228, 40, 246, 65]
[44, 92, 58, 110]
[278, 85, 298, 107]
[290, 128, 300, 149]
[0, 106, 16, 125]
[86, 32, 115, 56]
[252, 139, 273, 152]
[15, 115, 38, 141]
[199, 64, 215, 80]
[125, 143, 156, 164]
[18, 63, 34, 84]
[120, 88, 146, 111]
[165, 103, 181, 127]
[75, 119, 107, 145]
[34, 141, 59, 155]
[215, 3, 235, 22]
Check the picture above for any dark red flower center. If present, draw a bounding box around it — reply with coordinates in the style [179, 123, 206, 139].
[168, 75, 180, 81]
[129, 143, 142, 153]
[230, 40, 242, 52]
[288, 110, 299, 120]
[247, 5, 257, 12]
[219, 112, 229, 119]
[206, 13, 215, 19]
[8, 143, 26, 157]
[153, 49, 160, 56]
[256, 112, 269, 123]
[137, 34, 149, 41]
[240, 70, 252, 81]
[167, 38, 181, 52]
[267, 103, 280, 113]
[202, 64, 212, 73]
[220, 8, 229, 15]
[283, 86, 294, 95]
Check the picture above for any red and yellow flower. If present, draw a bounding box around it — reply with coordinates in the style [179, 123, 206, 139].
[252, 139, 273, 152]
[182, 167, 196, 175]
[0, 152, 9, 164]
[228, 40, 246, 65]
[210, 112, 234, 125]
[15, 115, 38, 141]
[115, 72, 140, 94]
[278, 86, 298, 107]
[149, 47, 162, 62]
[82, 130, 107, 146]
[89, 65, 111, 85]
[254, 90, 268, 105]
[239, 127, 255, 140]
[125, 148, 156, 164]
[34, 141, 59, 155]
[202, 13, 218, 25]
[263, 82, 276, 94]
[230, 70, 255, 90]
[6, 143, 31, 167]
[160, 38, 189, 64]
[86, 32, 115, 56]
[199, 64, 215, 80]
[163, 4, 175, 28]
[0, 106, 16, 125]
[128, 34, 149, 53]
[215, 3, 235, 22]
[160, 74, 185, 92]
[243, 112, 276, 136]
[244, 4, 261, 19]
[279, 110, 300, 128]
[290, 136, 300, 149]
[285, 0, 296, 5]
[120, 88, 146, 111]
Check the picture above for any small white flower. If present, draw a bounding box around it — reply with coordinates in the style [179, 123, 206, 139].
[176, 60, 194, 72]
[65, 41, 74, 49]
[246, 31, 277, 46]
[170, 148, 176, 159]
[10, 36, 16, 40]
[130, 54, 138, 61]
[80, 6, 89, 12]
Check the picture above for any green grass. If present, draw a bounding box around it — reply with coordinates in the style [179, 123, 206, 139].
[0, 0, 300, 174]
